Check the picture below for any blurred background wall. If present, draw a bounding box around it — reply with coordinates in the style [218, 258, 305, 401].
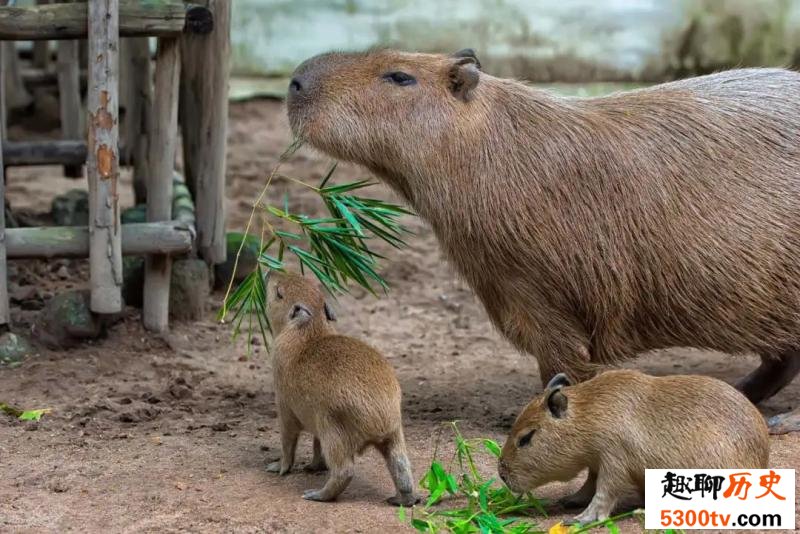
[231, 0, 800, 81]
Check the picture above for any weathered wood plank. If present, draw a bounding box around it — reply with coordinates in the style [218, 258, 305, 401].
[0, 1, 213, 40]
[6, 222, 193, 259]
[2, 140, 132, 167]
[180, 0, 228, 264]
[143, 37, 180, 332]
[87, 0, 122, 314]
[120, 37, 151, 204]
[0, 48, 10, 328]
[57, 37, 83, 177]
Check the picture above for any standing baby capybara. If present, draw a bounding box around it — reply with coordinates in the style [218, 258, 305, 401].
[265, 272, 418, 506]
[286, 48, 800, 431]
[498, 371, 769, 523]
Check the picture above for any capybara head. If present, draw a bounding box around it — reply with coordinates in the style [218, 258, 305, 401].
[266, 272, 336, 336]
[498, 373, 590, 493]
[287, 48, 482, 183]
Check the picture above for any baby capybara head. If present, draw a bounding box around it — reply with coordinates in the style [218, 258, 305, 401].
[287, 48, 482, 172]
[498, 374, 588, 493]
[266, 272, 336, 336]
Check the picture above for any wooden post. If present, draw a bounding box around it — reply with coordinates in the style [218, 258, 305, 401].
[143, 38, 180, 332]
[2, 43, 32, 120]
[180, 0, 228, 265]
[121, 37, 151, 204]
[32, 0, 51, 69]
[57, 38, 83, 177]
[0, 45, 10, 329]
[87, 0, 122, 314]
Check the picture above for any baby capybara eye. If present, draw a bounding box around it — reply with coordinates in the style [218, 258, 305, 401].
[517, 429, 535, 447]
[382, 71, 417, 86]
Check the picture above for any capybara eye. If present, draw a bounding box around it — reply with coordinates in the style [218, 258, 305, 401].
[517, 429, 535, 448]
[383, 71, 417, 86]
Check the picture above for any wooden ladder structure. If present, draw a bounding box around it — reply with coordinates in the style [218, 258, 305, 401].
[0, 0, 229, 333]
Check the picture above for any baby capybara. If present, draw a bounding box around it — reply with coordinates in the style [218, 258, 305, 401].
[286, 48, 800, 431]
[265, 272, 418, 506]
[498, 371, 769, 523]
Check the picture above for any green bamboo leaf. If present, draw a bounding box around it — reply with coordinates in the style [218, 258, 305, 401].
[483, 439, 502, 458]
[319, 162, 338, 188]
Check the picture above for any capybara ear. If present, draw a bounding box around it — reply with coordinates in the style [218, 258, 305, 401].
[546, 388, 568, 419]
[290, 303, 312, 325]
[545, 372, 572, 390]
[324, 302, 336, 322]
[449, 57, 480, 102]
[452, 48, 481, 70]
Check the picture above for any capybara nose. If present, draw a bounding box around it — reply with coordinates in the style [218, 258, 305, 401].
[289, 77, 303, 94]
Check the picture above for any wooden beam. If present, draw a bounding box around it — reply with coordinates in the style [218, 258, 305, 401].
[143, 37, 180, 332]
[87, 0, 122, 314]
[2, 140, 131, 167]
[0, 48, 10, 328]
[120, 37, 151, 204]
[57, 37, 83, 177]
[180, 0, 228, 264]
[0, 1, 213, 41]
[6, 222, 194, 259]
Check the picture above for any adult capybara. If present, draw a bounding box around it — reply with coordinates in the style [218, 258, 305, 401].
[498, 371, 769, 523]
[286, 48, 800, 431]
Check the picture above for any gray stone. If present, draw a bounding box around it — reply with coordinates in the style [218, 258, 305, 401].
[214, 232, 260, 289]
[0, 331, 35, 367]
[170, 259, 210, 321]
[37, 290, 111, 349]
[51, 189, 89, 227]
[121, 204, 147, 224]
[122, 256, 145, 308]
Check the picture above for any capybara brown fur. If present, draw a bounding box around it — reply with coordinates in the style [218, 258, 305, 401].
[287, 48, 800, 429]
[498, 370, 769, 523]
[265, 272, 418, 506]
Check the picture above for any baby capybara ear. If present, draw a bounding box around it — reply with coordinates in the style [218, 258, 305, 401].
[448, 57, 480, 102]
[546, 388, 568, 419]
[451, 48, 481, 70]
[290, 303, 312, 325]
[324, 302, 336, 322]
[545, 372, 572, 390]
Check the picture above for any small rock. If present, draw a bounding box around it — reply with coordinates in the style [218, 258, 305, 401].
[170, 259, 210, 321]
[0, 331, 35, 367]
[9, 284, 38, 303]
[56, 265, 69, 279]
[37, 290, 118, 349]
[211, 422, 230, 432]
[51, 189, 89, 227]
[214, 232, 260, 289]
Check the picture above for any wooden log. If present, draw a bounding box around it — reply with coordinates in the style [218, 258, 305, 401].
[143, 37, 180, 332]
[0, 47, 10, 328]
[120, 37, 151, 204]
[22, 68, 87, 90]
[2, 43, 32, 116]
[57, 38, 83, 177]
[87, 0, 122, 314]
[180, 0, 228, 264]
[6, 222, 193, 259]
[2, 140, 131, 167]
[0, 2, 214, 40]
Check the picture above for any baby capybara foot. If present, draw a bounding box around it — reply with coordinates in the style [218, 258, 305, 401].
[386, 492, 420, 507]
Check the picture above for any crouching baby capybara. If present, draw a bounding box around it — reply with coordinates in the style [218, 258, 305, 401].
[286, 48, 800, 431]
[265, 272, 418, 506]
[498, 370, 769, 523]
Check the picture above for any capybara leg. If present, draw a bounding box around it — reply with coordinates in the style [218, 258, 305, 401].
[303, 436, 354, 501]
[266, 413, 300, 475]
[736, 350, 800, 404]
[768, 407, 800, 435]
[302, 457, 354, 502]
[303, 437, 328, 472]
[378, 430, 419, 507]
[560, 470, 596, 509]
[569, 469, 621, 525]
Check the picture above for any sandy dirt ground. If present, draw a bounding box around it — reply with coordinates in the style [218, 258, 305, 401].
[0, 99, 798, 533]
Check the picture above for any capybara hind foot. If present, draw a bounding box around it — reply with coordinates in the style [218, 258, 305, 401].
[768, 408, 800, 435]
[387, 492, 420, 507]
[302, 460, 354, 502]
[736, 351, 800, 404]
[303, 438, 328, 472]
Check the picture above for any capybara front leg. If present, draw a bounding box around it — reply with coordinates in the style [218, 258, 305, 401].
[569, 468, 621, 525]
[378, 430, 419, 506]
[303, 437, 328, 472]
[768, 406, 800, 434]
[560, 470, 597, 509]
[736, 350, 800, 404]
[266, 411, 300, 475]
